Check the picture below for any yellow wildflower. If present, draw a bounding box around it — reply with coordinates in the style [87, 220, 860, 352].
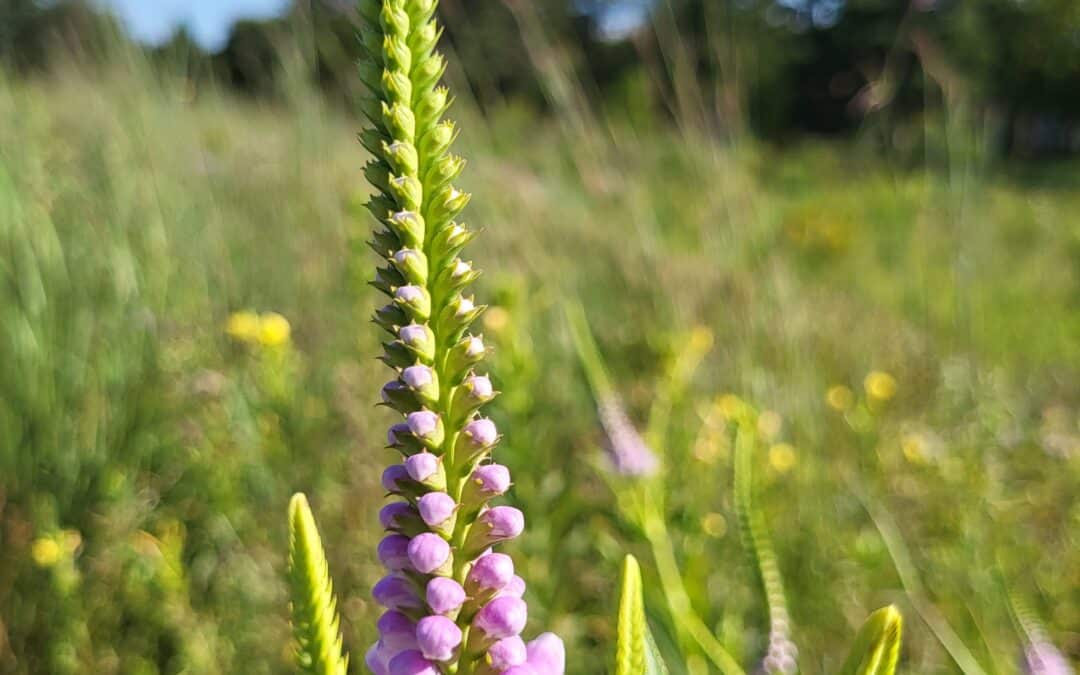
[225, 311, 261, 343]
[701, 512, 728, 538]
[717, 394, 746, 420]
[688, 326, 714, 352]
[768, 443, 797, 473]
[864, 371, 897, 402]
[31, 537, 61, 568]
[825, 384, 854, 411]
[902, 433, 927, 464]
[258, 312, 291, 347]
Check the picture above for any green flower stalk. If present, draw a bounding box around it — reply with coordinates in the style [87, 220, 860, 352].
[358, 2, 562, 673]
[288, 493, 349, 675]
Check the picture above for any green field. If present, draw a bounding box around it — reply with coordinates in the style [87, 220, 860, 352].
[1, 59, 1077, 674]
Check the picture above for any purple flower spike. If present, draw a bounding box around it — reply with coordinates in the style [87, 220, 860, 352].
[407, 410, 439, 436]
[473, 596, 528, 640]
[525, 633, 566, 674]
[481, 506, 525, 540]
[487, 636, 528, 670]
[472, 464, 512, 496]
[407, 533, 451, 574]
[378, 534, 413, 571]
[387, 649, 439, 675]
[417, 492, 457, 527]
[426, 577, 466, 615]
[382, 465, 410, 492]
[373, 575, 422, 611]
[416, 615, 463, 661]
[500, 575, 526, 599]
[463, 418, 498, 448]
[1023, 640, 1073, 675]
[402, 365, 434, 389]
[380, 502, 416, 531]
[405, 453, 440, 482]
[377, 611, 419, 652]
[466, 553, 514, 594]
[598, 397, 660, 477]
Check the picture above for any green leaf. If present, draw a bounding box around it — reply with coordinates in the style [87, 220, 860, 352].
[288, 493, 349, 675]
[616, 554, 672, 675]
[839, 605, 903, 675]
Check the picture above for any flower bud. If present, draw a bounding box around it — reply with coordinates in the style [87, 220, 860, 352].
[428, 185, 470, 227]
[382, 464, 411, 493]
[417, 492, 457, 532]
[380, 502, 422, 533]
[398, 323, 436, 362]
[416, 615, 462, 662]
[383, 34, 412, 73]
[450, 374, 495, 422]
[499, 575, 526, 599]
[404, 0, 437, 26]
[456, 418, 498, 462]
[412, 52, 445, 93]
[387, 211, 425, 249]
[384, 141, 419, 177]
[391, 248, 427, 285]
[419, 120, 456, 163]
[387, 650, 439, 675]
[423, 154, 465, 194]
[465, 553, 514, 596]
[394, 285, 431, 321]
[390, 174, 423, 211]
[461, 464, 512, 511]
[378, 611, 419, 652]
[406, 410, 445, 449]
[403, 452, 446, 491]
[525, 633, 566, 674]
[378, 534, 414, 571]
[407, 532, 452, 575]
[416, 86, 450, 128]
[445, 335, 487, 382]
[486, 636, 528, 671]
[432, 222, 473, 258]
[365, 642, 390, 675]
[382, 69, 414, 107]
[472, 597, 527, 643]
[378, 3, 409, 45]
[465, 507, 524, 554]
[373, 574, 423, 611]
[426, 576, 466, 615]
[401, 365, 439, 406]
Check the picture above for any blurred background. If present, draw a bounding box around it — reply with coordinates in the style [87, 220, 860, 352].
[0, 0, 1078, 673]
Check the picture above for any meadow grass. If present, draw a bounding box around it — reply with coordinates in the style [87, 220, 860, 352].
[0, 54, 1077, 673]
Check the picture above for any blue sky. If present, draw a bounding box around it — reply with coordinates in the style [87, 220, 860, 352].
[96, 0, 292, 52]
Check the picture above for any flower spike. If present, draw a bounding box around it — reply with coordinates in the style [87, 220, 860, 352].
[358, 1, 562, 672]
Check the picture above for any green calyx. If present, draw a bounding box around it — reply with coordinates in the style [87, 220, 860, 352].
[288, 493, 349, 675]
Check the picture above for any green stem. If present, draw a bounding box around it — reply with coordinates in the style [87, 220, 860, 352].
[642, 509, 746, 675]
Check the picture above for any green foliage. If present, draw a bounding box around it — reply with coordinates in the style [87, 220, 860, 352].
[839, 606, 903, 675]
[288, 494, 349, 675]
[615, 555, 669, 675]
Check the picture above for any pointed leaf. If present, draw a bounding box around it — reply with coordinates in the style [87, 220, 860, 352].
[839, 605, 903, 675]
[616, 554, 648, 675]
[288, 493, 349, 675]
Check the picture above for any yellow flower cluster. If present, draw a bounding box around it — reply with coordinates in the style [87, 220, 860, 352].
[226, 311, 292, 347]
[825, 370, 898, 412]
